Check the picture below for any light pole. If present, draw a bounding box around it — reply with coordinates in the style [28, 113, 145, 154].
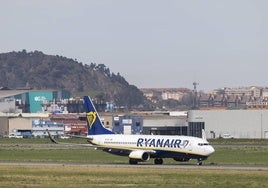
[261, 112, 263, 139]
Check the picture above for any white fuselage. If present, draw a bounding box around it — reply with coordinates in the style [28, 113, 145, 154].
[88, 134, 215, 158]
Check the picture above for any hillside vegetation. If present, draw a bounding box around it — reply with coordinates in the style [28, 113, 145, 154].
[0, 50, 150, 110]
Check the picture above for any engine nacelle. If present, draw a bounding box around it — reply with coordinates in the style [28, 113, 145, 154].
[129, 150, 150, 161]
[173, 157, 190, 162]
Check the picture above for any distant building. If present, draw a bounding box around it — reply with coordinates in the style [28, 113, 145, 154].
[140, 88, 191, 102]
[0, 89, 70, 113]
[142, 115, 187, 136]
[161, 91, 183, 101]
[0, 113, 49, 136]
[262, 88, 268, 99]
[50, 114, 87, 135]
[188, 110, 268, 139]
[224, 87, 261, 98]
[32, 119, 64, 138]
[112, 115, 143, 134]
[198, 87, 264, 109]
[212, 87, 261, 98]
[246, 102, 268, 110]
[0, 98, 16, 113]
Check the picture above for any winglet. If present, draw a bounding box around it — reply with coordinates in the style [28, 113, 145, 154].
[47, 129, 58, 144]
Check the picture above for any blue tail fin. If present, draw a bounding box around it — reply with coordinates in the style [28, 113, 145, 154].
[84, 96, 114, 135]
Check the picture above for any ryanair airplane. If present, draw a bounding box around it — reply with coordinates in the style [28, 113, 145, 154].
[84, 96, 215, 165]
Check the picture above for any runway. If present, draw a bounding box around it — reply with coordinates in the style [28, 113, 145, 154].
[1, 161, 267, 171]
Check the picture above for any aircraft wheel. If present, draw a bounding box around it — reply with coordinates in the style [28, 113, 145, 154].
[154, 158, 163, 165]
[197, 161, 203, 166]
[129, 159, 138, 165]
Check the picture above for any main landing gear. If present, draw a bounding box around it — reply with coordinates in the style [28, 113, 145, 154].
[154, 158, 163, 165]
[129, 158, 164, 165]
[197, 159, 203, 166]
[129, 159, 138, 165]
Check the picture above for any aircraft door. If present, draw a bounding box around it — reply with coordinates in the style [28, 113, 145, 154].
[187, 142, 192, 152]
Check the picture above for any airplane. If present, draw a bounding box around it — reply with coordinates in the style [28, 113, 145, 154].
[48, 96, 215, 165]
[83, 96, 215, 165]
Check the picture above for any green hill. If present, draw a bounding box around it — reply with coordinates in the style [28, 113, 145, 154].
[0, 50, 150, 110]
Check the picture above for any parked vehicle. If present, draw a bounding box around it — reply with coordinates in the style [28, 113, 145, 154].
[222, 133, 234, 139]
[8, 133, 23, 138]
[60, 135, 70, 139]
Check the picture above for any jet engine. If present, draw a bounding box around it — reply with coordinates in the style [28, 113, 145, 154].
[129, 150, 150, 161]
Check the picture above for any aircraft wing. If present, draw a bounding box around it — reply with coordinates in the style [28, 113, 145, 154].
[47, 130, 94, 147]
[95, 145, 156, 158]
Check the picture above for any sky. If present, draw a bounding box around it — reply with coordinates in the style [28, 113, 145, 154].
[1, 0, 268, 92]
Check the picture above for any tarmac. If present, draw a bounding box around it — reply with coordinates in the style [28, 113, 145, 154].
[1, 161, 267, 171]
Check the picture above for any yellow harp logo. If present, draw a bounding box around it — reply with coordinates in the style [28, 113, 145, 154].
[86, 112, 97, 127]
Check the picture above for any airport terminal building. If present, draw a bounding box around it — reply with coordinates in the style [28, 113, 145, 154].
[188, 110, 268, 139]
[105, 110, 268, 139]
[1, 109, 268, 139]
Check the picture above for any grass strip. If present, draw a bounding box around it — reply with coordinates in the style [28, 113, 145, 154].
[0, 165, 267, 188]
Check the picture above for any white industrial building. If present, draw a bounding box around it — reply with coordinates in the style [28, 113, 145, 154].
[188, 110, 268, 139]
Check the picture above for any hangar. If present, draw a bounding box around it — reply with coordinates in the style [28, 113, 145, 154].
[188, 110, 268, 139]
[142, 115, 187, 136]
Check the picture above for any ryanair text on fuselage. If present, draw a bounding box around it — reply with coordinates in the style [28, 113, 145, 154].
[137, 138, 189, 148]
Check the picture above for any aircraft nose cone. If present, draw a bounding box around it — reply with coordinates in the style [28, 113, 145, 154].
[208, 146, 215, 155]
